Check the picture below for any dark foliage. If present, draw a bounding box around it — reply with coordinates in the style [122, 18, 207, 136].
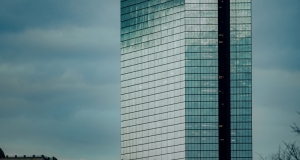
[258, 112, 300, 160]
[291, 112, 300, 135]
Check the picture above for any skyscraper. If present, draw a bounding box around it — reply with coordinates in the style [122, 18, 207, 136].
[121, 0, 252, 160]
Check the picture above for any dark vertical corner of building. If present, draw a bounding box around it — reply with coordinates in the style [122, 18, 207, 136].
[218, 0, 231, 160]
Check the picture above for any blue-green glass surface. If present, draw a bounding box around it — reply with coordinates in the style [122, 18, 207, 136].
[185, 0, 219, 159]
[121, 0, 186, 159]
[121, 0, 252, 159]
[230, 0, 252, 159]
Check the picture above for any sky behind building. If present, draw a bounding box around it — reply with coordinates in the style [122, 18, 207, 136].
[0, 0, 299, 160]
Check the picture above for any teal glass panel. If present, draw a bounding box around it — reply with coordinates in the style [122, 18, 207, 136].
[185, 0, 219, 159]
[230, 0, 252, 159]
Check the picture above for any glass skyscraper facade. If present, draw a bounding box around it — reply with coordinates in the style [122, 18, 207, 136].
[121, 0, 252, 160]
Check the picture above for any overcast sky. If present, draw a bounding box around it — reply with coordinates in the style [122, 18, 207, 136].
[0, 0, 299, 160]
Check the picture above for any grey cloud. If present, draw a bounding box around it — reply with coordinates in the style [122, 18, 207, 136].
[0, 108, 120, 160]
[0, 60, 120, 118]
[1, 0, 299, 160]
[252, 67, 300, 158]
[0, 59, 120, 159]
[0, 0, 120, 33]
[253, 0, 300, 71]
[0, 27, 120, 60]
[0, 0, 121, 159]
[253, 68, 300, 109]
[252, 1, 300, 157]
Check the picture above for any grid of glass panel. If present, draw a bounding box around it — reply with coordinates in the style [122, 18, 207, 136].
[121, 0, 186, 159]
[121, 0, 252, 159]
[184, 0, 219, 159]
[230, 0, 252, 159]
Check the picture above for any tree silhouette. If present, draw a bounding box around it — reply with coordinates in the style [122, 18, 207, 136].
[291, 112, 300, 135]
[258, 112, 300, 160]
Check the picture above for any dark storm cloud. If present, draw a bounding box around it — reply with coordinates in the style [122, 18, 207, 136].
[0, 25, 119, 61]
[0, 0, 120, 160]
[0, 0, 119, 33]
[252, 0, 300, 159]
[252, 0, 300, 119]
[253, 0, 300, 71]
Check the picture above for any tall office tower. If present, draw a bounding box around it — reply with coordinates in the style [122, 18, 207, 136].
[121, 0, 252, 160]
